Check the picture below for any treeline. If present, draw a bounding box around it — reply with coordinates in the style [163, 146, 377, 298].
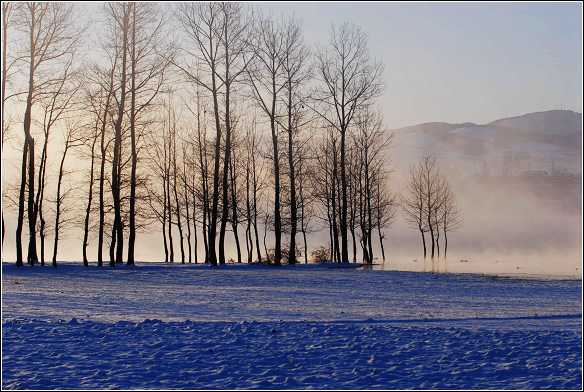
[1, 2, 460, 268]
[402, 157, 462, 272]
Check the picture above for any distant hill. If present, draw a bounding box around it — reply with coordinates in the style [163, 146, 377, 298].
[391, 110, 582, 176]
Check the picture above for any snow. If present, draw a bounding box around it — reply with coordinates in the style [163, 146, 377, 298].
[450, 124, 500, 141]
[2, 262, 582, 389]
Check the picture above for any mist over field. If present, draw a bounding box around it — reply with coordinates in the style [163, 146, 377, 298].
[2, 3, 582, 391]
[3, 110, 580, 276]
[0, 2, 581, 276]
[386, 109, 582, 276]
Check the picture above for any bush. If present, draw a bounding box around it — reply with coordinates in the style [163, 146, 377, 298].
[310, 246, 331, 263]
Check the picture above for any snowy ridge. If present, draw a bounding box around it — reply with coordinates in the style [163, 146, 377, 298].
[392, 109, 583, 175]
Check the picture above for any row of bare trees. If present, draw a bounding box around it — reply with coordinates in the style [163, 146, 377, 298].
[2, 2, 461, 268]
[2, 3, 81, 267]
[402, 156, 462, 271]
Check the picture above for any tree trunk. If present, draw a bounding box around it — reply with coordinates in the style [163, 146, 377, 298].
[36, 132, 48, 266]
[218, 55, 232, 265]
[97, 113, 106, 267]
[351, 226, 357, 263]
[109, 223, 116, 266]
[435, 228, 440, 261]
[22, 12, 38, 265]
[111, 6, 129, 266]
[427, 181, 435, 261]
[331, 142, 341, 263]
[378, 227, 385, 263]
[184, 161, 192, 263]
[127, 4, 138, 266]
[245, 158, 253, 263]
[172, 135, 185, 264]
[207, 48, 222, 266]
[230, 155, 241, 263]
[52, 145, 68, 267]
[252, 156, 262, 263]
[196, 101, 208, 263]
[98, 62, 116, 267]
[339, 129, 348, 263]
[325, 154, 333, 262]
[192, 184, 198, 264]
[162, 175, 168, 262]
[263, 215, 269, 263]
[443, 228, 448, 260]
[1, 4, 8, 252]
[420, 227, 427, 260]
[366, 174, 374, 264]
[83, 135, 97, 266]
[301, 203, 308, 264]
[27, 137, 38, 265]
[166, 154, 174, 263]
[377, 179, 385, 263]
[15, 140, 28, 267]
[270, 94, 282, 265]
[428, 220, 435, 261]
[39, 216, 45, 266]
[233, 225, 241, 263]
[287, 89, 297, 265]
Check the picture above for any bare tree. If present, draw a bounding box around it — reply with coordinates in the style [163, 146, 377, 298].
[440, 180, 462, 261]
[352, 108, 392, 264]
[402, 162, 429, 261]
[175, 3, 225, 265]
[243, 119, 255, 263]
[279, 17, 310, 264]
[35, 61, 77, 266]
[190, 140, 199, 264]
[296, 140, 316, 264]
[52, 122, 84, 266]
[421, 156, 443, 263]
[2, 2, 23, 249]
[92, 57, 117, 267]
[373, 168, 397, 263]
[182, 142, 193, 263]
[313, 129, 342, 263]
[402, 156, 447, 269]
[14, 2, 78, 266]
[312, 22, 383, 263]
[229, 126, 243, 263]
[169, 104, 185, 264]
[242, 116, 265, 263]
[247, 15, 286, 265]
[126, 2, 168, 265]
[145, 97, 175, 263]
[165, 103, 175, 262]
[192, 89, 210, 263]
[108, 2, 130, 266]
[146, 132, 169, 262]
[214, 3, 251, 265]
[82, 91, 101, 267]
[1, 2, 17, 147]
[347, 143, 360, 262]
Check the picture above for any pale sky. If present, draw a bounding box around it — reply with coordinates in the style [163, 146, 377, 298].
[72, 2, 583, 128]
[256, 2, 582, 128]
[1, 2, 582, 272]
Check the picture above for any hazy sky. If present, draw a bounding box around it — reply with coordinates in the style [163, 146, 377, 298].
[2, 2, 582, 273]
[256, 2, 582, 128]
[72, 2, 582, 128]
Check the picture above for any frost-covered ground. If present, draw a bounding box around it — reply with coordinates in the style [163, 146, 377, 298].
[2, 262, 582, 389]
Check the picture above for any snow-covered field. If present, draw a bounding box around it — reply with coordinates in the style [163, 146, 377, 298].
[2, 262, 582, 389]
